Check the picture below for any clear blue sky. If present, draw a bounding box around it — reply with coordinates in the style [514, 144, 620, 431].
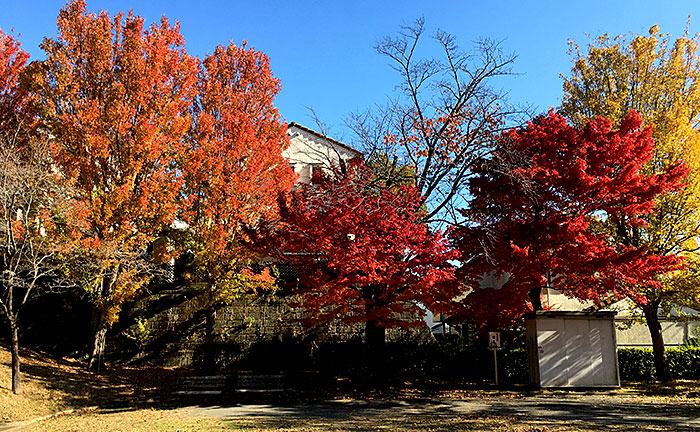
[3, 1, 700, 143]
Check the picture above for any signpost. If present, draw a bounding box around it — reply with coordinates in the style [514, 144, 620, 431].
[489, 331, 501, 386]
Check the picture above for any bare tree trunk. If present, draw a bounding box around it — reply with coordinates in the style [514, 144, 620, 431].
[643, 302, 670, 382]
[88, 312, 109, 372]
[202, 303, 218, 373]
[88, 268, 119, 372]
[365, 319, 387, 385]
[10, 321, 21, 395]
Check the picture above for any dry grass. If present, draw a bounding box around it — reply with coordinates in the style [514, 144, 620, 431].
[0, 344, 181, 423]
[27, 410, 692, 432]
[30, 408, 231, 431]
[0, 346, 83, 421]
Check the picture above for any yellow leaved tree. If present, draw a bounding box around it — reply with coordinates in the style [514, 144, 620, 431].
[561, 24, 700, 381]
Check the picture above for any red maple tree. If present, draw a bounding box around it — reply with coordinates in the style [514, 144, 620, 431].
[452, 110, 687, 328]
[269, 160, 458, 347]
[179, 42, 295, 344]
[26, 0, 198, 369]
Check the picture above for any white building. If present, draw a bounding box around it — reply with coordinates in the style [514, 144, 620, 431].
[284, 123, 362, 184]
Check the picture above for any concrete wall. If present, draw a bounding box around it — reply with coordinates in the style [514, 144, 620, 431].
[616, 319, 700, 347]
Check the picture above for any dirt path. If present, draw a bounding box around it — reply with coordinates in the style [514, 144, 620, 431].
[185, 393, 700, 430]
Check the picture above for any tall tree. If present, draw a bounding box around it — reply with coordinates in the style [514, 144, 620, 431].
[0, 137, 82, 394]
[560, 25, 700, 380]
[179, 42, 295, 346]
[267, 160, 458, 348]
[0, 30, 82, 394]
[347, 18, 520, 224]
[0, 29, 31, 395]
[452, 112, 686, 331]
[26, 0, 197, 370]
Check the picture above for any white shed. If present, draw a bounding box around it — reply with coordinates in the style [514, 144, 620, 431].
[525, 311, 620, 388]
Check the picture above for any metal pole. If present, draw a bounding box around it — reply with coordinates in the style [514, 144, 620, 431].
[493, 348, 499, 386]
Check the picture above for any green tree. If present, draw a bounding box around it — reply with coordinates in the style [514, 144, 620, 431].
[561, 25, 700, 381]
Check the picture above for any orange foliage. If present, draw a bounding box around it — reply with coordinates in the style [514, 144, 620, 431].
[180, 41, 295, 304]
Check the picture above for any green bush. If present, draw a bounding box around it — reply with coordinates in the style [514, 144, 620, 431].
[500, 347, 528, 383]
[306, 334, 529, 385]
[668, 347, 700, 379]
[618, 348, 656, 381]
[618, 347, 700, 381]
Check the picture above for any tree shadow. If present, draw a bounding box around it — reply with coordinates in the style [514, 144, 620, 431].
[15, 347, 184, 410]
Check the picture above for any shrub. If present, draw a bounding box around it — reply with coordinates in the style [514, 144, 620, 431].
[618, 348, 656, 381]
[668, 347, 700, 379]
[618, 347, 700, 381]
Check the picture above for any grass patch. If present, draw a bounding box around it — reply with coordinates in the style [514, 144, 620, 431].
[31, 408, 231, 432]
[0, 344, 181, 423]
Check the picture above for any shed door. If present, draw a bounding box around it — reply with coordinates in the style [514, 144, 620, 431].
[537, 318, 567, 387]
[564, 319, 603, 386]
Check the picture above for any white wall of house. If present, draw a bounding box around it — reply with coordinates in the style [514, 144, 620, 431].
[284, 123, 361, 184]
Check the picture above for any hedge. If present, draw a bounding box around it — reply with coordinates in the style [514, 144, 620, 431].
[618, 347, 700, 381]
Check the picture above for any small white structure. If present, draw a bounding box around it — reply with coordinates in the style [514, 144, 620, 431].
[526, 311, 620, 388]
[284, 123, 362, 184]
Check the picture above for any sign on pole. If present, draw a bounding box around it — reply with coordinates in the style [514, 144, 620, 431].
[489, 331, 501, 348]
[489, 331, 501, 386]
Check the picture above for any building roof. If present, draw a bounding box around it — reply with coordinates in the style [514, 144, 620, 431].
[287, 122, 362, 156]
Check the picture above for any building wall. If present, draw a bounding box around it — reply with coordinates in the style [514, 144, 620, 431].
[284, 124, 361, 183]
[544, 288, 700, 348]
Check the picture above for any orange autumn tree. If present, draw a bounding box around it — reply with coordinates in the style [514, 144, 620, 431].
[180, 42, 295, 345]
[26, 0, 197, 370]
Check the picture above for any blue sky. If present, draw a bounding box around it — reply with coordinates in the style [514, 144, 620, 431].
[3, 1, 700, 143]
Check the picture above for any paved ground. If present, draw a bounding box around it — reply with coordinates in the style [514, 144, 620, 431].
[185, 393, 700, 430]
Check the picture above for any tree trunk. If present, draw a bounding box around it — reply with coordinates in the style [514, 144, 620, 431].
[202, 305, 218, 373]
[88, 268, 119, 372]
[10, 321, 21, 395]
[365, 320, 386, 349]
[529, 285, 542, 311]
[205, 306, 216, 345]
[365, 319, 387, 385]
[88, 313, 109, 372]
[643, 303, 670, 382]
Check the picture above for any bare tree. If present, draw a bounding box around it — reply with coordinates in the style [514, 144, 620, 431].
[347, 18, 524, 224]
[0, 136, 79, 394]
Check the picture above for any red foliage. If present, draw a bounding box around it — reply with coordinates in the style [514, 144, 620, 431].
[271, 160, 458, 331]
[452, 110, 687, 328]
